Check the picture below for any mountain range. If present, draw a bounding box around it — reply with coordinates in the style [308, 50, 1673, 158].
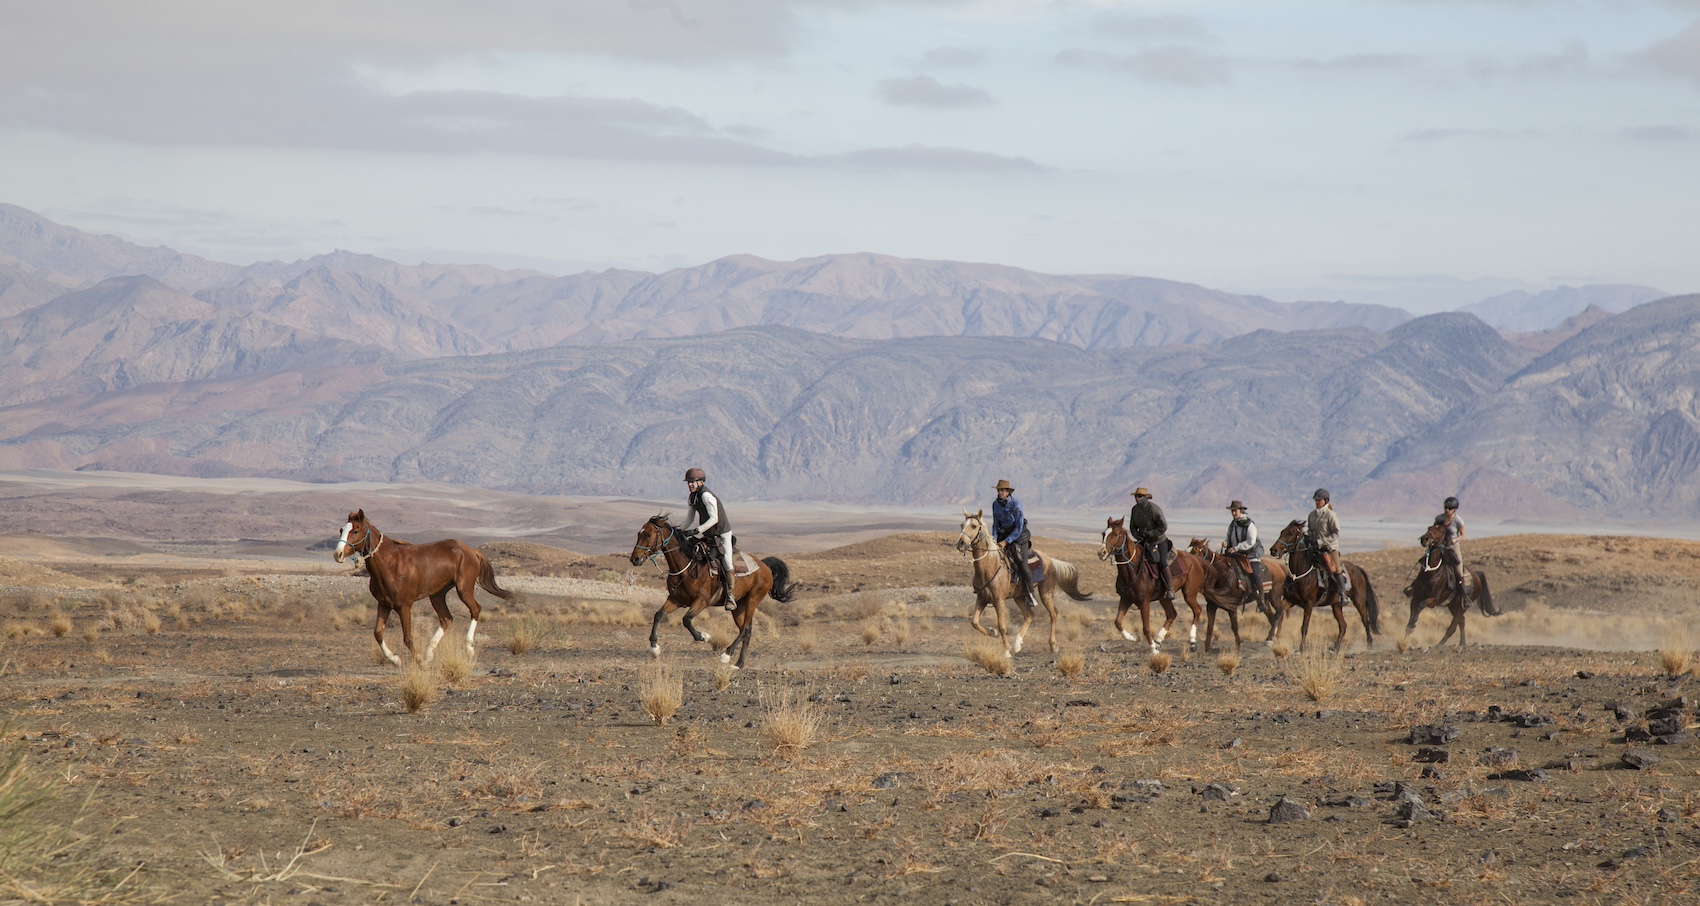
[0, 202, 1691, 517]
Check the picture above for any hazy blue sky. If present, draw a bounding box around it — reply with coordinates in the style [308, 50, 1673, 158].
[1, 0, 1696, 310]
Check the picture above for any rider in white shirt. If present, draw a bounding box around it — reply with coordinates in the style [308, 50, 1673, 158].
[679, 467, 736, 608]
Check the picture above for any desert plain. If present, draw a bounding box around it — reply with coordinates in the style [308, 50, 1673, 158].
[2, 473, 1698, 905]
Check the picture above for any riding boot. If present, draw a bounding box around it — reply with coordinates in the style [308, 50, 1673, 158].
[720, 573, 736, 609]
[1337, 570, 1350, 595]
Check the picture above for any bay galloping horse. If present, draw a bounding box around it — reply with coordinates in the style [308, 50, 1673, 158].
[1405, 522, 1499, 647]
[334, 509, 515, 666]
[1268, 520, 1380, 652]
[956, 510, 1092, 657]
[1186, 538, 1292, 653]
[629, 515, 795, 670]
[1099, 518, 1207, 653]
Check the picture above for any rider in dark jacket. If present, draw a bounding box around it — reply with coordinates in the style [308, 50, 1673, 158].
[1128, 487, 1171, 600]
[1224, 500, 1267, 610]
[992, 479, 1040, 608]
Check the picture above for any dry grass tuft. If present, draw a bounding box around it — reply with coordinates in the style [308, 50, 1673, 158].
[1271, 641, 1291, 659]
[860, 619, 883, 646]
[638, 660, 684, 726]
[1147, 651, 1172, 675]
[1217, 652, 1241, 677]
[1057, 650, 1086, 678]
[49, 613, 72, 638]
[1396, 635, 1411, 654]
[400, 662, 437, 713]
[1659, 627, 1695, 678]
[435, 640, 474, 685]
[843, 662, 872, 682]
[1290, 650, 1345, 702]
[759, 685, 823, 756]
[796, 626, 819, 653]
[891, 617, 912, 647]
[505, 616, 550, 655]
[81, 626, 100, 644]
[714, 664, 735, 691]
[3, 622, 29, 640]
[709, 626, 737, 653]
[141, 610, 161, 635]
[963, 639, 1011, 676]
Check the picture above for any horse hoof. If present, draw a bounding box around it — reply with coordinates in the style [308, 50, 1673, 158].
[1120, 631, 1138, 642]
[1012, 635, 1024, 654]
[719, 652, 732, 664]
[987, 628, 1001, 638]
[649, 645, 661, 658]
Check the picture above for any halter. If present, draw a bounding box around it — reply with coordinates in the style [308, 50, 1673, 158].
[635, 519, 694, 578]
[1103, 532, 1136, 566]
[958, 519, 1006, 594]
[345, 523, 384, 565]
[1272, 533, 1321, 582]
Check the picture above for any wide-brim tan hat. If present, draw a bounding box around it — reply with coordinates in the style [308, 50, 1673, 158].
[1130, 487, 1151, 498]
[993, 479, 1014, 491]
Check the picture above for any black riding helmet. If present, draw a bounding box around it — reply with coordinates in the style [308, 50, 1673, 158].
[1444, 496, 1460, 510]
[1313, 488, 1330, 502]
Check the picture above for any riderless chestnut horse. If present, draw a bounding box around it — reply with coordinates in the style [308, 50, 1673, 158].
[1099, 518, 1207, 653]
[1405, 521, 1499, 647]
[629, 514, 795, 669]
[1268, 520, 1381, 652]
[956, 510, 1092, 657]
[1186, 538, 1292, 653]
[334, 509, 515, 666]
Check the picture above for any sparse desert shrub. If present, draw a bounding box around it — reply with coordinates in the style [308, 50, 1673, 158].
[714, 664, 735, 691]
[796, 627, 819, 654]
[1057, 650, 1086, 678]
[1291, 651, 1345, 702]
[1659, 627, 1695, 678]
[964, 639, 1011, 676]
[759, 685, 822, 756]
[860, 619, 882, 646]
[506, 616, 549, 655]
[435, 640, 473, 685]
[638, 660, 683, 726]
[1217, 652, 1241, 677]
[400, 663, 437, 713]
[141, 610, 161, 635]
[49, 613, 71, 638]
[0, 742, 158, 902]
[1148, 652, 1172, 675]
[843, 662, 871, 682]
[1396, 635, 1411, 654]
[891, 617, 911, 647]
[1271, 641, 1291, 660]
[82, 626, 100, 644]
[709, 626, 737, 653]
[3, 622, 29, 640]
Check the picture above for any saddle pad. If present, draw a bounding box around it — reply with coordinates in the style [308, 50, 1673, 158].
[1025, 553, 1046, 585]
[735, 552, 759, 577]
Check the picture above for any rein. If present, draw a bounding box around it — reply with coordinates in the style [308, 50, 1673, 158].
[959, 523, 1005, 596]
[637, 522, 694, 578]
[348, 524, 385, 566]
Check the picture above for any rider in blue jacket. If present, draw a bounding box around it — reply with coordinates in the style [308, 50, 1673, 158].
[992, 479, 1040, 608]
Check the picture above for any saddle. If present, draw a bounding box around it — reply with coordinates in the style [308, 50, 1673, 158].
[1004, 549, 1046, 585]
[685, 533, 759, 577]
[1231, 554, 1273, 596]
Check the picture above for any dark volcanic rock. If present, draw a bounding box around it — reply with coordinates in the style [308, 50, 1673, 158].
[1269, 797, 1311, 824]
[1620, 749, 1661, 770]
[1408, 725, 1459, 745]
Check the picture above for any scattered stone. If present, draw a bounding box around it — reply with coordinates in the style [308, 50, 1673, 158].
[1420, 766, 1443, 781]
[486, 667, 515, 677]
[1221, 738, 1243, 750]
[1037, 808, 1061, 818]
[1648, 716, 1684, 737]
[1066, 699, 1099, 707]
[1487, 705, 1507, 721]
[1625, 726, 1655, 743]
[1513, 713, 1553, 728]
[1599, 846, 1652, 870]
[1563, 757, 1600, 772]
[1478, 747, 1517, 767]
[487, 825, 507, 834]
[447, 817, 464, 827]
[1488, 769, 1551, 782]
[1408, 725, 1460, 746]
[1126, 779, 1164, 793]
[1611, 704, 1632, 721]
[1414, 747, 1451, 764]
[872, 773, 910, 789]
[1198, 782, 1238, 802]
[1621, 749, 1660, 770]
[1518, 679, 1538, 687]
[1264, 872, 1283, 883]
[1269, 797, 1311, 823]
[1575, 670, 1595, 679]
[1658, 807, 1680, 823]
[1320, 794, 1373, 808]
[1542, 731, 1561, 741]
[743, 799, 767, 811]
[889, 674, 902, 685]
[1656, 733, 1695, 746]
[1393, 797, 1434, 824]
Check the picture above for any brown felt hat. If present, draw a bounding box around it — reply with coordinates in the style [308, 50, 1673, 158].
[1227, 500, 1247, 511]
[993, 479, 1014, 491]
[1131, 487, 1152, 498]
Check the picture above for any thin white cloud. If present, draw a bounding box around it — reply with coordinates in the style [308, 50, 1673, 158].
[1624, 124, 1694, 141]
[1094, 14, 1216, 43]
[877, 75, 995, 108]
[918, 46, 990, 68]
[1055, 46, 1233, 87]
[837, 144, 1044, 171]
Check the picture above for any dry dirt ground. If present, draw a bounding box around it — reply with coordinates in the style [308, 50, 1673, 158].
[3, 531, 1699, 905]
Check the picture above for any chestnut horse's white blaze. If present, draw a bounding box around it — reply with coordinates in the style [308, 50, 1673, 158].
[334, 522, 354, 562]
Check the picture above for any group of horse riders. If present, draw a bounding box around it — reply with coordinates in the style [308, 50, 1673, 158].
[677, 465, 1470, 612]
[993, 480, 1470, 611]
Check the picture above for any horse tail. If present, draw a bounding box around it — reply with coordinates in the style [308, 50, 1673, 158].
[478, 554, 516, 600]
[1360, 568, 1381, 633]
[763, 557, 796, 604]
[1049, 557, 1093, 600]
[1475, 572, 1498, 616]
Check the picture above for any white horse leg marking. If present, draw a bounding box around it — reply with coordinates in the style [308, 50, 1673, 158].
[1012, 634, 1024, 654]
[1155, 626, 1169, 644]
[650, 644, 661, 658]
[424, 625, 444, 662]
[1150, 639, 1161, 654]
[1189, 624, 1198, 643]
[719, 652, 732, 664]
[465, 619, 478, 655]
[1121, 630, 1138, 642]
[380, 639, 402, 666]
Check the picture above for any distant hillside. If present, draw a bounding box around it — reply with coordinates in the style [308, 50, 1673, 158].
[1462, 284, 1666, 332]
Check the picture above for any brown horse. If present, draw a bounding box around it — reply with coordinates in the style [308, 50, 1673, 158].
[1185, 538, 1292, 653]
[629, 515, 795, 670]
[1099, 518, 1206, 653]
[334, 509, 515, 666]
[1268, 520, 1381, 652]
[1405, 523, 1499, 647]
[956, 510, 1092, 656]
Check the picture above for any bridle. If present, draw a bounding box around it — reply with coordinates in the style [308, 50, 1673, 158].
[957, 518, 1005, 594]
[635, 519, 694, 578]
[1272, 530, 1320, 582]
[342, 522, 384, 565]
[1101, 527, 1137, 567]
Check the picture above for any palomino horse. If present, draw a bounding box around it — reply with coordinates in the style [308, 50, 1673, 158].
[1268, 520, 1381, 652]
[629, 515, 795, 670]
[956, 510, 1091, 657]
[334, 509, 515, 666]
[1186, 538, 1292, 653]
[1405, 522, 1499, 647]
[1099, 518, 1206, 653]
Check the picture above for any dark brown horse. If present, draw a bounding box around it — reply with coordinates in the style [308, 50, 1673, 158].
[1186, 538, 1292, 653]
[1099, 518, 1206, 652]
[334, 509, 515, 666]
[629, 515, 795, 670]
[1268, 520, 1380, 652]
[1405, 522, 1499, 647]
[956, 510, 1092, 657]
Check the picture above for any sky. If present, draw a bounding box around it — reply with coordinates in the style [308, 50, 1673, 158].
[1, 0, 1696, 312]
